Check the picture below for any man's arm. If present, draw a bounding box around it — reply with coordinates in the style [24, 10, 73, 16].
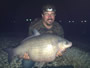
[54, 22, 64, 37]
[58, 25, 64, 37]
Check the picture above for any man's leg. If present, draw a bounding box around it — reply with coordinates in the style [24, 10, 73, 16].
[22, 59, 35, 68]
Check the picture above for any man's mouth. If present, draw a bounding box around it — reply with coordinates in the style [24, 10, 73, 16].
[47, 19, 53, 22]
[48, 19, 53, 21]
[48, 20, 52, 21]
[48, 20, 53, 23]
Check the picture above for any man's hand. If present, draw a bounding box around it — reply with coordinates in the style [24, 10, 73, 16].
[20, 53, 30, 60]
[23, 53, 30, 59]
[56, 49, 66, 57]
[56, 51, 62, 57]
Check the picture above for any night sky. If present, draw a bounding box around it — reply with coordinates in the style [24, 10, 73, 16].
[0, 0, 90, 37]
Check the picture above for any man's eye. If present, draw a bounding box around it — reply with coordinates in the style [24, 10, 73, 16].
[44, 14, 49, 16]
[44, 14, 55, 16]
[51, 14, 55, 16]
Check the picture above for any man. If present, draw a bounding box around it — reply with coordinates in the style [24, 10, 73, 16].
[22, 4, 64, 68]
[28, 5, 64, 37]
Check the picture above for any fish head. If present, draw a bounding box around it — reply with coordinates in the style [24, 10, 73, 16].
[57, 38, 72, 52]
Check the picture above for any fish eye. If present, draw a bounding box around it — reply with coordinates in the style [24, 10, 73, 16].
[65, 41, 69, 44]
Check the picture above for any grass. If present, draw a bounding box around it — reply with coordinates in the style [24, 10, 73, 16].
[46, 47, 90, 68]
[0, 36, 90, 68]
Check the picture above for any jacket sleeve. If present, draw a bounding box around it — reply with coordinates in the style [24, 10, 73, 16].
[54, 22, 64, 37]
[58, 25, 64, 37]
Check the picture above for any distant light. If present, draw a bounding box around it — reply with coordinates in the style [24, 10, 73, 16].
[26, 18, 32, 22]
[68, 21, 71, 23]
[84, 20, 87, 22]
[72, 21, 75, 23]
[29, 19, 32, 21]
[81, 21, 83, 23]
[26, 19, 29, 21]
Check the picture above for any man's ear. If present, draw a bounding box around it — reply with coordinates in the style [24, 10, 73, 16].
[41, 14, 43, 17]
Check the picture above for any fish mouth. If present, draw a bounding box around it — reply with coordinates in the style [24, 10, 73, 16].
[66, 42, 72, 48]
[69, 42, 72, 47]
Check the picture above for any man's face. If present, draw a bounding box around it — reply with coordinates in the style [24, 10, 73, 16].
[42, 11, 56, 26]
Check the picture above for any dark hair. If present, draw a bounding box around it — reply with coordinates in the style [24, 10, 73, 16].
[42, 4, 56, 13]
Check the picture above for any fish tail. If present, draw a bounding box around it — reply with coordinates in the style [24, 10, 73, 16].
[3, 48, 14, 63]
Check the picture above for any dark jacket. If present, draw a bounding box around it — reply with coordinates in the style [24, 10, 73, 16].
[28, 19, 64, 37]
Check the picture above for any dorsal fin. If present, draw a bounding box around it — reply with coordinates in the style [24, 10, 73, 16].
[21, 29, 40, 43]
[33, 29, 40, 36]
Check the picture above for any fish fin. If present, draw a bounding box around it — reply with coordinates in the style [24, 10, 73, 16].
[3, 48, 14, 63]
[33, 29, 40, 36]
[21, 29, 40, 43]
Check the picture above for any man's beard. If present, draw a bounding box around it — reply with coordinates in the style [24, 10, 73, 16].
[46, 19, 53, 26]
[46, 22, 53, 26]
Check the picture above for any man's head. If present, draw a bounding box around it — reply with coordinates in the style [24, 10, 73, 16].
[42, 4, 56, 26]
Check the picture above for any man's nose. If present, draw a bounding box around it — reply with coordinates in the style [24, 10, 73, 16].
[48, 15, 52, 18]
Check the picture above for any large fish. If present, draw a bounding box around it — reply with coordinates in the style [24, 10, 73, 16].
[4, 29, 72, 64]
